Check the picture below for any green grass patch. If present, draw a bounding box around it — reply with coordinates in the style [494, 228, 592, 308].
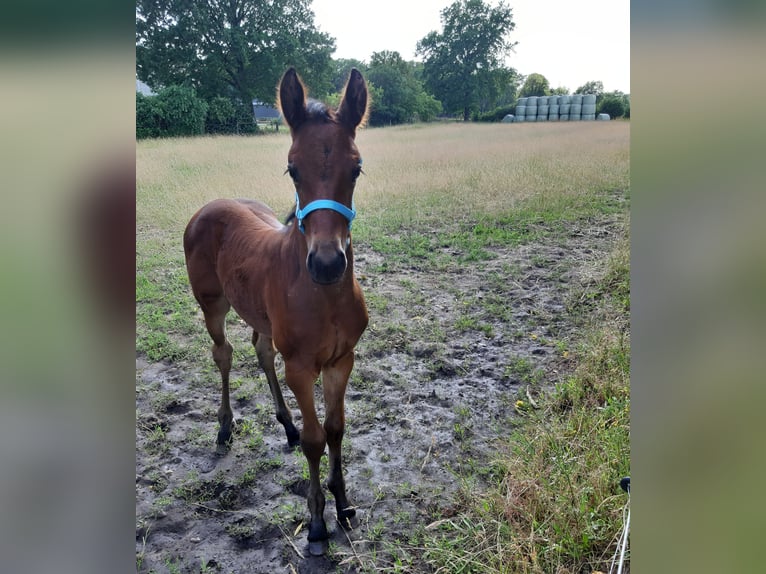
[355, 187, 626, 275]
[421, 233, 630, 574]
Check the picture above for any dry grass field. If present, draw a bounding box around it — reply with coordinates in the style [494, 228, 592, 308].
[137, 121, 629, 232]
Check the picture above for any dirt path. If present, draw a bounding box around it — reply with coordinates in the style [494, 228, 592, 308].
[136, 212, 625, 573]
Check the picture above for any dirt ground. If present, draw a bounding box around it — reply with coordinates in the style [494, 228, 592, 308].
[136, 211, 625, 573]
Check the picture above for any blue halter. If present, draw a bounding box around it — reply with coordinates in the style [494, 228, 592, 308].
[294, 192, 356, 234]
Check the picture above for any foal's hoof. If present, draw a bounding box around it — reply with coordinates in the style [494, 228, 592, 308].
[286, 428, 301, 449]
[308, 539, 328, 556]
[215, 431, 232, 456]
[338, 508, 358, 530]
[215, 443, 230, 456]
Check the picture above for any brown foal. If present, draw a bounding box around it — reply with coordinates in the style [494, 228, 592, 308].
[183, 68, 369, 555]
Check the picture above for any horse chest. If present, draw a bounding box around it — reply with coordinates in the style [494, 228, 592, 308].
[273, 289, 366, 364]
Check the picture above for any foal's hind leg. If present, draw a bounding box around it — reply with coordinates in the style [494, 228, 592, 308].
[200, 295, 234, 455]
[253, 332, 300, 447]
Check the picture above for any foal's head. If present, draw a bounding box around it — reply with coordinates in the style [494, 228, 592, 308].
[279, 68, 368, 285]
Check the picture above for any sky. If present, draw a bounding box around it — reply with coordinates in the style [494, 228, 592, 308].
[311, 0, 630, 94]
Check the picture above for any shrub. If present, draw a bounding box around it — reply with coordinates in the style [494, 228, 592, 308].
[156, 85, 208, 137]
[205, 97, 237, 134]
[597, 94, 626, 119]
[474, 104, 516, 122]
[415, 91, 443, 122]
[136, 92, 162, 139]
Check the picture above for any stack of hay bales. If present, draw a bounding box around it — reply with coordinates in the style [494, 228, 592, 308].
[547, 96, 559, 122]
[570, 94, 582, 121]
[514, 93, 602, 123]
[515, 97, 528, 122]
[581, 94, 597, 121]
[525, 96, 537, 122]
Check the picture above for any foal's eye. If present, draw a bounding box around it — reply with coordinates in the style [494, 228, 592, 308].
[285, 163, 299, 183]
[351, 164, 363, 182]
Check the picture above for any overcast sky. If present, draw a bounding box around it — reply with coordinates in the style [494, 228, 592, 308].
[311, 0, 630, 93]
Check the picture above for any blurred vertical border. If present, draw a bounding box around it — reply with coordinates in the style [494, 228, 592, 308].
[633, 1, 766, 572]
[0, 2, 135, 573]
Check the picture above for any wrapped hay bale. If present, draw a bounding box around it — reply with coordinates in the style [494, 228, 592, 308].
[582, 114, 596, 121]
[582, 103, 597, 115]
[537, 104, 549, 118]
[515, 104, 527, 117]
[582, 94, 597, 105]
[548, 104, 560, 119]
[597, 113, 610, 121]
[559, 114, 570, 121]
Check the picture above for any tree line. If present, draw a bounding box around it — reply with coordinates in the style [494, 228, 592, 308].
[136, 0, 628, 139]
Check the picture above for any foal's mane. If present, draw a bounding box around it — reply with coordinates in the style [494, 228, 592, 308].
[305, 98, 334, 122]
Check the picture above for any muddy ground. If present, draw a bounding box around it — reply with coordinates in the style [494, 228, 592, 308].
[136, 210, 626, 573]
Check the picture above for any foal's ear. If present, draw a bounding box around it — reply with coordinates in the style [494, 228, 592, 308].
[278, 67, 307, 130]
[337, 68, 368, 133]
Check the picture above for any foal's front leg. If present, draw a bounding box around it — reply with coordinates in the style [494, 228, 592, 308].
[285, 362, 329, 556]
[322, 352, 357, 530]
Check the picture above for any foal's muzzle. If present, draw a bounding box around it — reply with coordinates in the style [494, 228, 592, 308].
[307, 244, 347, 284]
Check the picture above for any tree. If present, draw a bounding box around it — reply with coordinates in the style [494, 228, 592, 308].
[575, 80, 604, 96]
[365, 51, 441, 126]
[329, 59, 367, 94]
[416, 0, 517, 121]
[136, 92, 162, 139]
[135, 85, 208, 139]
[519, 73, 550, 97]
[550, 86, 570, 95]
[597, 90, 629, 119]
[157, 85, 208, 137]
[205, 96, 238, 134]
[136, 0, 335, 121]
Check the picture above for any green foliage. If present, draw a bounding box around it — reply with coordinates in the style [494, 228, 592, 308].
[136, 92, 162, 139]
[474, 104, 516, 122]
[575, 80, 605, 96]
[136, 86, 208, 139]
[328, 58, 367, 94]
[366, 51, 442, 126]
[205, 96, 237, 134]
[136, 0, 335, 109]
[417, 0, 517, 121]
[519, 73, 550, 97]
[597, 93, 627, 119]
[415, 89, 443, 122]
[157, 85, 208, 137]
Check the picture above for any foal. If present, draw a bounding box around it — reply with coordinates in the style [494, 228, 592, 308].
[183, 68, 369, 555]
